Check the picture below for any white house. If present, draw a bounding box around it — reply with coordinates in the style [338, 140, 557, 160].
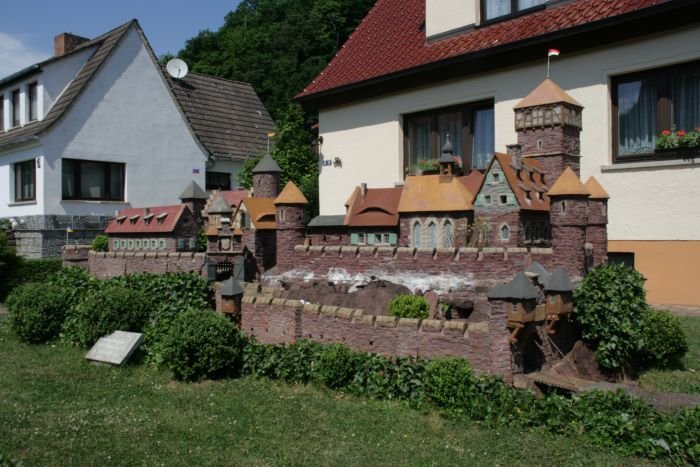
[296, 0, 700, 307]
[0, 20, 274, 258]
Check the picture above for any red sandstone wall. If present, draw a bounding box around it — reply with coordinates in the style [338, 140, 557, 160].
[241, 296, 504, 378]
[282, 245, 555, 281]
[87, 251, 206, 279]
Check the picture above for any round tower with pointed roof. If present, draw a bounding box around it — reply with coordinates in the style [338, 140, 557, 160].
[252, 152, 283, 199]
[547, 167, 590, 276]
[178, 180, 208, 226]
[584, 176, 610, 269]
[274, 181, 309, 270]
[514, 78, 583, 180]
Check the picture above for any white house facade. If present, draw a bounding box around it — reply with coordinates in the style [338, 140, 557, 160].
[297, 0, 700, 307]
[0, 21, 274, 257]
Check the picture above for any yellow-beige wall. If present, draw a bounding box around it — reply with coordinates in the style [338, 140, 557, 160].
[609, 241, 700, 307]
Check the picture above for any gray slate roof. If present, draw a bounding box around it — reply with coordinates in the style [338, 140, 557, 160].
[544, 268, 574, 292]
[0, 21, 133, 149]
[308, 215, 346, 227]
[252, 151, 283, 173]
[221, 276, 245, 296]
[179, 181, 208, 200]
[208, 195, 233, 214]
[166, 72, 274, 162]
[487, 272, 539, 300]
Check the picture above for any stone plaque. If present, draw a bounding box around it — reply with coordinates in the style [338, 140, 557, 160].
[85, 331, 144, 365]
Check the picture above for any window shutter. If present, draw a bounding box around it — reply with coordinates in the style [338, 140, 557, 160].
[507, 194, 516, 205]
[368, 234, 376, 245]
[177, 239, 185, 250]
[485, 173, 492, 184]
[350, 233, 359, 245]
[475, 194, 484, 207]
[189, 238, 196, 249]
[388, 233, 397, 245]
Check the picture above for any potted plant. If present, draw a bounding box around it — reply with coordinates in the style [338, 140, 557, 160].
[655, 126, 700, 154]
[411, 158, 440, 175]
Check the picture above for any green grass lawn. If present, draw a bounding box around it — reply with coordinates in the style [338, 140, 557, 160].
[0, 319, 653, 466]
[639, 316, 700, 394]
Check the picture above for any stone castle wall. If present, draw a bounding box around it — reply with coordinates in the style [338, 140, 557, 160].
[86, 251, 206, 279]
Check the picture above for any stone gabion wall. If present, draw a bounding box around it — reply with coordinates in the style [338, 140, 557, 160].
[11, 215, 110, 258]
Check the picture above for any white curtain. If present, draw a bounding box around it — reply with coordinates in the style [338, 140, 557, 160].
[484, 0, 510, 20]
[672, 69, 700, 132]
[408, 116, 430, 168]
[473, 108, 495, 169]
[617, 78, 657, 156]
[439, 112, 462, 164]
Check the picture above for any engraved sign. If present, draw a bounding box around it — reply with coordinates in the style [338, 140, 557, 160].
[85, 331, 144, 365]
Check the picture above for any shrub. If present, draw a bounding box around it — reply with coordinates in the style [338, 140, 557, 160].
[573, 264, 648, 371]
[62, 283, 152, 347]
[160, 310, 246, 381]
[317, 343, 358, 389]
[45, 266, 98, 305]
[639, 309, 688, 368]
[276, 340, 323, 383]
[424, 358, 475, 409]
[389, 295, 429, 319]
[6, 283, 71, 343]
[91, 234, 109, 252]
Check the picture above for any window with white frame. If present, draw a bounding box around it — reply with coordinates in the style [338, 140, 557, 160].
[14, 160, 36, 202]
[0, 97, 4, 131]
[27, 82, 38, 122]
[11, 89, 20, 127]
[500, 224, 510, 241]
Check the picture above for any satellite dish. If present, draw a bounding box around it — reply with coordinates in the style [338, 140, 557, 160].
[166, 58, 189, 79]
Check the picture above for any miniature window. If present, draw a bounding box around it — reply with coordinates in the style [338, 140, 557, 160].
[601, 204, 607, 216]
[500, 225, 510, 241]
[120, 239, 127, 249]
[129, 215, 139, 223]
[189, 238, 197, 250]
[135, 239, 142, 249]
[525, 190, 531, 200]
[128, 239, 134, 249]
[511, 303, 517, 312]
[549, 296, 556, 304]
[156, 213, 168, 224]
[561, 201, 567, 214]
[112, 239, 119, 250]
[374, 234, 382, 244]
[159, 239, 167, 250]
[443, 221, 454, 248]
[358, 233, 366, 244]
[116, 216, 127, 224]
[484, 195, 492, 205]
[499, 195, 508, 205]
[427, 222, 437, 249]
[413, 222, 421, 248]
[383, 233, 391, 244]
[492, 172, 500, 182]
[177, 239, 185, 250]
[143, 214, 154, 224]
[151, 239, 158, 249]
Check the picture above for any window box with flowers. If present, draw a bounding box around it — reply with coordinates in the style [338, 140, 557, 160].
[411, 158, 440, 176]
[655, 127, 700, 158]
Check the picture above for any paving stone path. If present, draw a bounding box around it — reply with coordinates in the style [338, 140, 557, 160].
[654, 304, 700, 317]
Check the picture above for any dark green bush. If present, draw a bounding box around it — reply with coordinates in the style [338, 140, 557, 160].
[573, 264, 648, 370]
[91, 235, 109, 252]
[6, 283, 71, 343]
[639, 309, 688, 368]
[45, 266, 98, 305]
[160, 310, 246, 381]
[62, 283, 152, 347]
[317, 343, 358, 389]
[424, 358, 474, 408]
[389, 295, 429, 319]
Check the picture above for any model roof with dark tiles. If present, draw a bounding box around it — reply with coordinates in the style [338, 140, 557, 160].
[252, 152, 283, 173]
[488, 272, 540, 300]
[297, 0, 674, 102]
[179, 181, 208, 200]
[345, 186, 402, 227]
[478, 153, 551, 211]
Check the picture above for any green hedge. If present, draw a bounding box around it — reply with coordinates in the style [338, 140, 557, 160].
[6, 282, 71, 343]
[639, 309, 688, 368]
[0, 257, 62, 301]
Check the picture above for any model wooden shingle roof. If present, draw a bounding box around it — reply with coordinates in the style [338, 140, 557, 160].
[488, 273, 540, 300]
[514, 78, 583, 109]
[297, 0, 678, 105]
[345, 186, 402, 227]
[275, 181, 308, 205]
[242, 198, 277, 230]
[398, 175, 473, 213]
[547, 167, 590, 197]
[584, 176, 610, 199]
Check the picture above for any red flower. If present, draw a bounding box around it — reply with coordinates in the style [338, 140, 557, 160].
[677, 130, 686, 137]
[662, 130, 671, 136]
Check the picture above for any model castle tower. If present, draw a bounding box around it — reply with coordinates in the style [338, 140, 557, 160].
[583, 176, 610, 270]
[275, 181, 308, 270]
[178, 181, 208, 226]
[514, 78, 583, 180]
[252, 152, 283, 198]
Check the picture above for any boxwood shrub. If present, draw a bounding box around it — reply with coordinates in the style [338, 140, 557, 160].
[389, 294, 429, 319]
[160, 309, 246, 381]
[639, 309, 688, 368]
[6, 282, 71, 343]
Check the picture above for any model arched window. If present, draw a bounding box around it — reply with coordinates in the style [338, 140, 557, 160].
[443, 220, 454, 248]
[413, 221, 421, 248]
[428, 222, 437, 249]
[500, 224, 510, 241]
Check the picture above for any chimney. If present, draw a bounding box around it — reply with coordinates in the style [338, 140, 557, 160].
[507, 144, 523, 168]
[54, 33, 89, 57]
[144, 207, 150, 217]
[360, 183, 367, 200]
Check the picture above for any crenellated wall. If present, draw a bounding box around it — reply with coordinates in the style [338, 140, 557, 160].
[86, 250, 206, 279]
[282, 245, 564, 281]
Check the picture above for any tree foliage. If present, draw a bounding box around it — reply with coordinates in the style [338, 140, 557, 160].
[178, 0, 375, 120]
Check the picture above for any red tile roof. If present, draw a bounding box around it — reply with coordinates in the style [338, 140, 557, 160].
[345, 186, 402, 227]
[105, 205, 188, 234]
[218, 190, 250, 210]
[297, 0, 672, 101]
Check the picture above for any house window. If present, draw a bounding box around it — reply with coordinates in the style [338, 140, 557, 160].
[189, 238, 197, 250]
[484, 195, 492, 205]
[151, 239, 158, 249]
[27, 82, 38, 122]
[482, 0, 545, 22]
[443, 220, 454, 248]
[128, 239, 134, 249]
[112, 239, 119, 250]
[11, 89, 20, 127]
[120, 239, 127, 249]
[135, 239, 142, 249]
[608, 252, 635, 269]
[159, 239, 167, 250]
[404, 101, 494, 173]
[413, 221, 421, 248]
[14, 160, 36, 202]
[613, 60, 700, 161]
[0, 98, 4, 131]
[206, 171, 230, 190]
[499, 195, 508, 205]
[62, 159, 125, 201]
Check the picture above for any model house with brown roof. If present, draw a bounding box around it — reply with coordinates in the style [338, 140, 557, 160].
[0, 20, 274, 259]
[296, 0, 700, 307]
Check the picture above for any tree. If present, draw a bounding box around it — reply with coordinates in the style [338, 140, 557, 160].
[238, 104, 319, 216]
